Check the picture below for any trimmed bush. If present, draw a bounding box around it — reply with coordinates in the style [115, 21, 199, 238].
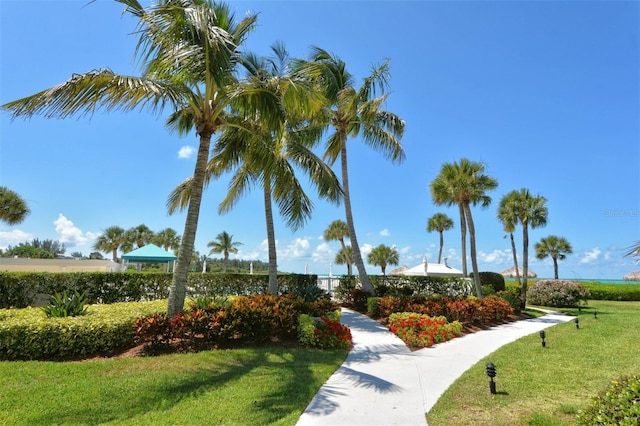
[527, 279, 590, 308]
[577, 374, 640, 425]
[472, 271, 506, 292]
[388, 313, 462, 348]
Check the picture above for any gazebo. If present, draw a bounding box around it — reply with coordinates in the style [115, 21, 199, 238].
[122, 244, 177, 271]
[500, 266, 537, 278]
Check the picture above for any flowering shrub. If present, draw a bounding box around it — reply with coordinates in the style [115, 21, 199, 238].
[577, 375, 640, 425]
[388, 312, 462, 348]
[298, 314, 352, 350]
[527, 279, 591, 308]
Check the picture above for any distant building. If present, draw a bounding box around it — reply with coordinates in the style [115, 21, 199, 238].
[0, 258, 123, 273]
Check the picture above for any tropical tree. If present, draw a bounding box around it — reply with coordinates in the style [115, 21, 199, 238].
[430, 158, 498, 297]
[535, 235, 573, 279]
[0, 186, 30, 225]
[167, 43, 341, 293]
[93, 225, 126, 262]
[152, 228, 181, 254]
[624, 241, 640, 263]
[426, 213, 454, 264]
[296, 47, 405, 295]
[2, 1, 261, 316]
[122, 224, 154, 253]
[497, 191, 522, 286]
[207, 231, 243, 272]
[324, 219, 352, 274]
[335, 246, 353, 272]
[500, 188, 548, 304]
[367, 244, 399, 275]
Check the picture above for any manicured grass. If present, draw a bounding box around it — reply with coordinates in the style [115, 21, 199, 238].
[0, 347, 347, 425]
[427, 300, 640, 425]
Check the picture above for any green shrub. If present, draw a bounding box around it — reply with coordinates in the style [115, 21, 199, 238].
[577, 374, 640, 425]
[581, 282, 640, 301]
[367, 297, 380, 318]
[474, 271, 506, 292]
[41, 289, 88, 317]
[496, 289, 524, 312]
[527, 279, 590, 308]
[333, 275, 358, 304]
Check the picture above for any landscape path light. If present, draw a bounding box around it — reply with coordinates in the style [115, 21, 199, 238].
[574, 317, 580, 329]
[485, 362, 497, 395]
[539, 329, 546, 347]
[594, 310, 598, 319]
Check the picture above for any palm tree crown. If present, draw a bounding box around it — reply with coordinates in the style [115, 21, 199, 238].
[426, 213, 454, 264]
[93, 225, 126, 262]
[207, 231, 243, 273]
[324, 219, 352, 274]
[0, 186, 30, 225]
[367, 244, 399, 275]
[535, 235, 572, 279]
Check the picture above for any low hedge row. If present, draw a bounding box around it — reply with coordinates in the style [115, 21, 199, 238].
[0, 300, 166, 360]
[368, 294, 515, 326]
[0, 272, 319, 308]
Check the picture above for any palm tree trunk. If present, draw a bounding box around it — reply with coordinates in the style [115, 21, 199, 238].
[339, 238, 352, 275]
[553, 257, 559, 279]
[438, 230, 444, 264]
[168, 134, 211, 317]
[263, 181, 278, 294]
[509, 232, 521, 286]
[521, 222, 530, 306]
[458, 203, 468, 277]
[112, 248, 118, 263]
[223, 252, 228, 273]
[464, 203, 482, 298]
[340, 138, 373, 294]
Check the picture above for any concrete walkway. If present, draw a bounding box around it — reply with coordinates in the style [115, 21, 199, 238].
[296, 308, 574, 426]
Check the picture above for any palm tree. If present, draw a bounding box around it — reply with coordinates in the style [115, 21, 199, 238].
[624, 241, 640, 263]
[123, 224, 154, 252]
[335, 246, 354, 272]
[497, 191, 522, 286]
[152, 228, 181, 254]
[535, 235, 573, 279]
[430, 159, 498, 297]
[0, 186, 30, 225]
[502, 188, 548, 305]
[426, 213, 454, 264]
[93, 225, 126, 262]
[2, 1, 260, 316]
[167, 43, 341, 294]
[207, 231, 243, 272]
[367, 244, 399, 275]
[324, 219, 352, 274]
[296, 47, 405, 295]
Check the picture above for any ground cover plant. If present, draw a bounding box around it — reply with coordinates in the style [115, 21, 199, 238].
[427, 300, 640, 425]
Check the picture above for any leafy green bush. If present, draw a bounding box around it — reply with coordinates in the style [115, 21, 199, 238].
[471, 272, 506, 292]
[41, 289, 88, 317]
[577, 374, 640, 425]
[367, 297, 381, 318]
[527, 279, 590, 308]
[496, 289, 524, 312]
[0, 300, 166, 360]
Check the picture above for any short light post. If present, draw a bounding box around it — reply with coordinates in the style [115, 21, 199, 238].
[574, 317, 580, 329]
[539, 329, 546, 347]
[485, 362, 497, 395]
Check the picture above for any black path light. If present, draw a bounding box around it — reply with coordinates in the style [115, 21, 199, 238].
[574, 317, 580, 329]
[539, 329, 546, 347]
[594, 310, 598, 319]
[485, 362, 497, 394]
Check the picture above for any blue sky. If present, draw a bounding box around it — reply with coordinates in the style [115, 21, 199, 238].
[1, 0, 638, 279]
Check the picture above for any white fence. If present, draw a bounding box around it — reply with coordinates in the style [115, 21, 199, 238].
[316, 275, 341, 294]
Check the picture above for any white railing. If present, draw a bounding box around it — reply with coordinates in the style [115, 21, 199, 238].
[316, 275, 341, 294]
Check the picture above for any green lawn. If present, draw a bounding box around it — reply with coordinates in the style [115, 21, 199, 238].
[427, 300, 640, 425]
[0, 347, 347, 425]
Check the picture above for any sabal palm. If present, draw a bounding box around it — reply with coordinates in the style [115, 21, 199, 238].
[2, 0, 259, 316]
[0, 186, 30, 225]
[426, 213, 454, 264]
[335, 246, 353, 270]
[324, 219, 352, 274]
[152, 228, 181, 253]
[167, 44, 341, 293]
[297, 47, 405, 295]
[535, 235, 572, 279]
[93, 225, 126, 262]
[207, 231, 242, 273]
[367, 244, 399, 275]
[497, 191, 523, 286]
[124, 224, 154, 251]
[502, 188, 548, 304]
[430, 158, 498, 297]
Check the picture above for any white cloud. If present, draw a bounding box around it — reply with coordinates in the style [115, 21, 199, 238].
[311, 242, 334, 263]
[479, 249, 511, 265]
[379, 228, 390, 237]
[53, 214, 91, 247]
[360, 243, 373, 257]
[177, 145, 196, 159]
[281, 237, 311, 258]
[580, 248, 601, 264]
[0, 229, 34, 250]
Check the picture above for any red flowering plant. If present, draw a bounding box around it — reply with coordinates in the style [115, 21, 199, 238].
[312, 317, 353, 350]
[388, 312, 463, 348]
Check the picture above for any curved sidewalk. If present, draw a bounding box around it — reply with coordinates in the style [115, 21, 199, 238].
[297, 308, 573, 426]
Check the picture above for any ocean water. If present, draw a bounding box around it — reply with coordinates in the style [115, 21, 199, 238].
[505, 278, 640, 285]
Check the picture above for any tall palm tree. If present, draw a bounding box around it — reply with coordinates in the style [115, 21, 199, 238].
[503, 188, 548, 305]
[497, 191, 522, 286]
[93, 225, 126, 262]
[426, 213, 454, 264]
[0, 186, 30, 225]
[335, 246, 353, 272]
[123, 224, 154, 251]
[207, 231, 243, 272]
[152, 228, 181, 254]
[324, 219, 352, 274]
[535, 235, 572, 279]
[296, 47, 405, 295]
[430, 159, 498, 297]
[367, 244, 399, 276]
[167, 43, 341, 293]
[2, 1, 261, 316]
